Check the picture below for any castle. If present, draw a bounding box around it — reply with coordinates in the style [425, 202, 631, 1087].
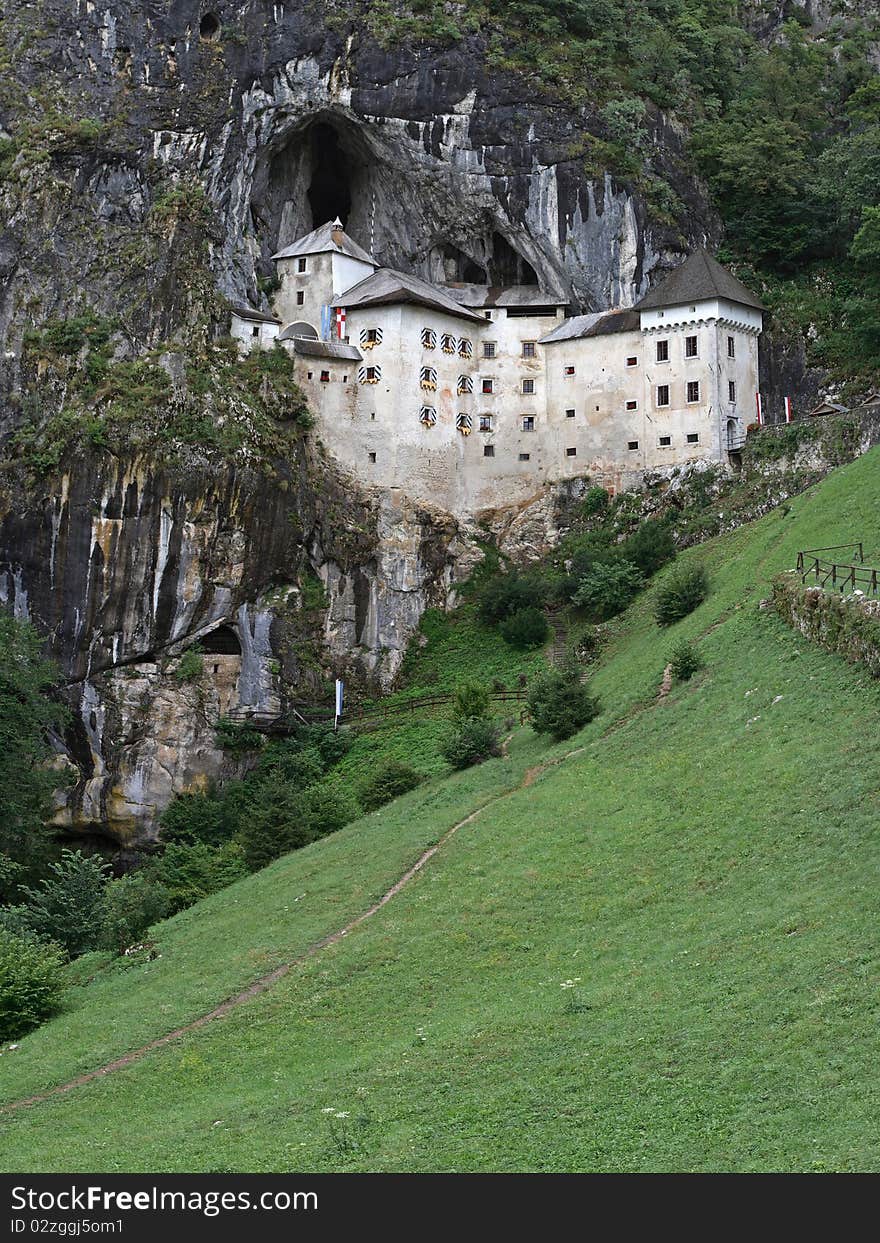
[231, 220, 763, 514]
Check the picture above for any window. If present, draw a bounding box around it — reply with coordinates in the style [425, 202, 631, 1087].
[320, 369, 330, 383]
[522, 416, 535, 432]
[522, 341, 536, 358]
[727, 336, 735, 358]
[343, 374, 348, 383]
[482, 378, 495, 395]
[358, 365, 381, 384]
[456, 412, 473, 436]
[656, 339, 669, 362]
[628, 440, 639, 451]
[565, 447, 577, 457]
[420, 366, 438, 391]
[297, 257, 307, 273]
[483, 342, 496, 359]
[565, 408, 576, 419]
[360, 327, 382, 349]
[479, 414, 493, 432]
[296, 291, 305, 306]
[457, 375, 473, 395]
[483, 444, 495, 458]
[564, 365, 576, 377]
[685, 335, 698, 358]
[250, 324, 260, 338]
[370, 412, 376, 421]
[518, 452, 531, 461]
[419, 406, 437, 428]
[656, 384, 670, 407]
[421, 328, 436, 349]
[307, 371, 313, 380]
[626, 356, 638, 368]
[441, 333, 456, 354]
[686, 432, 700, 444]
[458, 338, 473, 359]
[368, 452, 376, 463]
[625, 400, 638, 411]
[687, 380, 700, 403]
[659, 435, 671, 447]
[728, 380, 736, 403]
[522, 378, 535, 395]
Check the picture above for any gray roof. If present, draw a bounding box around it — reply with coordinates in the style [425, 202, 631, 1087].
[291, 338, 362, 362]
[637, 249, 764, 312]
[809, 399, 850, 416]
[271, 219, 377, 266]
[539, 308, 640, 344]
[231, 305, 280, 324]
[338, 267, 486, 323]
[443, 284, 568, 309]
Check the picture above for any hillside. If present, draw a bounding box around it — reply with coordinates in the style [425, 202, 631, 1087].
[2, 450, 880, 1172]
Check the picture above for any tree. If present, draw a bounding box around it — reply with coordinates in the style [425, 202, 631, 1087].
[527, 667, 600, 741]
[0, 929, 66, 1041]
[499, 607, 550, 649]
[99, 873, 172, 953]
[654, 564, 709, 626]
[451, 680, 491, 723]
[360, 761, 423, 812]
[573, 560, 643, 619]
[18, 849, 109, 957]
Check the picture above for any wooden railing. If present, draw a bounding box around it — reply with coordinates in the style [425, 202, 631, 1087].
[225, 688, 530, 734]
[796, 542, 879, 596]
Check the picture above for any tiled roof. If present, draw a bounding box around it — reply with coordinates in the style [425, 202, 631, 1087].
[272, 219, 377, 266]
[539, 308, 640, 343]
[231, 305, 280, 324]
[636, 249, 764, 311]
[338, 268, 486, 323]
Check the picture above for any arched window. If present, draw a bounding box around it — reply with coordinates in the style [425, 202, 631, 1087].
[458, 337, 473, 359]
[358, 364, 381, 384]
[420, 366, 437, 391]
[456, 413, 473, 436]
[419, 406, 437, 428]
[421, 328, 436, 349]
[457, 375, 473, 395]
[360, 327, 382, 350]
[441, 333, 456, 354]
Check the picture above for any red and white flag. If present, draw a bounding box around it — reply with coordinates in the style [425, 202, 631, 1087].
[784, 396, 792, 424]
[335, 307, 346, 339]
[755, 391, 763, 426]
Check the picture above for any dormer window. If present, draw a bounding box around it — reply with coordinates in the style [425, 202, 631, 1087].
[421, 328, 436, 349]
[441, 333, 456, 354]
[420, 366, 438, 391]
[457, 375, 473, 395]
[458, 337, 473, 359]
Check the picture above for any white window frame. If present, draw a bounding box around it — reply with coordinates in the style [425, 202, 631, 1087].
[686, 380, 701, 404]
[656, 384, 670, 407]
[656, 339, 669, 363]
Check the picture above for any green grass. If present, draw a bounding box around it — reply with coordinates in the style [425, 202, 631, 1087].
[3, 450, 880, 1171]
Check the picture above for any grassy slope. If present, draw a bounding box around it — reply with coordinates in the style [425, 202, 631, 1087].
[2, 451, 880, 1171]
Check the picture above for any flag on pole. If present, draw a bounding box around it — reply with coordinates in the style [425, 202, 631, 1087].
[784, 396, 793, 424]
[335, 307, 346, 339]
[755, 391, 763, 427]
[334, 678, 344, 732]
[320, 305, 331, 341]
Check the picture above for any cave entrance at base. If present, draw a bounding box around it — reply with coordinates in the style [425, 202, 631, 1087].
[307, 123, 353, 228]
[200, 625, 241, 656]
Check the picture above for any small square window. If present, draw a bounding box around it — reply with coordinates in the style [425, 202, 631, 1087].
[297, 257, 307, 273]
[522, 341, 536, 358]
[656, 384, 670, 407]
[370, 412, 376, 421]
[307, 371, 313, 380]
[727, 336, 735, 358]
[483, 342, 496, 358]
[564, 365, 576, 377]
[482, 378, 494, 394]
[518, 452, 530, 461]
[686, 432, 699, 444]
[522, 416, 535, 432]
[626, 356, 638, 368]
[659, 435, 671, 447]
[685, 335, 698, 358]
[296, 291, 305, 306]
[656, 340, 669, 362]
[565, 408, 576, 419]
[628, 440, 639, 451]
[522, 378, 535, 395]
[625, 399, 638, 411]
[320, 370, 330, 383]
[368, 452, 377, 463]
[483, 444, 495, 458]
[251, 325, 260, 338]
[565, 447, 577, 457]
[687, 380, 700, 403]
[479, 415, 493, 432]
[728, 380, 736, 403]
[343, 375, 348, 383]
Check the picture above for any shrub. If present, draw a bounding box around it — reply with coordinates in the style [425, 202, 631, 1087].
[668, 640, 704, 682]
[174, 646, 204, 683]
[477, 570, 547, 624]
[99, 874, 172, 954]
[621, 519, 676, 577]
[655, 564, 709, 626]
[360, 761, 423, 812]
[0, 929, 66, 1041]
[452, 679, 491, 721]
[441, 718, 502, 769]
[499, 607, 550, 649]
[573, 559, 643, 619]
[144, 842, 248, 914]
[160, 790, 240, 846]
[235, 778, 356, 871]
[214, 718, 265, 753]
[19, 850, 109, 958]
[571, 625, 599, 661]
[527, 667, 600, 741]
[581, 485, 610, 517]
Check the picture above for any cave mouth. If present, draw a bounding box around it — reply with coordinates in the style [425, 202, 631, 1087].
[490, 232, 538, 285]
[200, 624, 241, 656]
[199, 12, 221, 40]
[307, 123, 353, 228]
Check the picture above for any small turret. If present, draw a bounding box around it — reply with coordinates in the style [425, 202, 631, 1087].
[330, 218, 345, 249]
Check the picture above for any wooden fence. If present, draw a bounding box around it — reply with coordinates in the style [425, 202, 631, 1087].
[796, 542, 880, 596]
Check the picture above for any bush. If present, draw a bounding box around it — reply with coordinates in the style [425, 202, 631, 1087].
[19, 850, 109, 958]
[99, 873, 172, 954]
[571, 625, 599, 662]
[174, 646, 203, 683]
[527, 667, 600, 741]
[581, 485, 610, 517]
[499, 607, 550, 649]
[668, 640, 704, 682]
[441, 718, 502, 770]
[360, 761, 423, 812]
[477, 571, 547, 625]
[573, 559, 643, 619]
[452, 680, 491, 722]
[655, 564, 709, 626]
[621, 519, 676, 577]
[0, 928, 66, 1040]
[144, 841, 248, 914]
[160, 790, 241, 846]
[235, 778, 356, 871]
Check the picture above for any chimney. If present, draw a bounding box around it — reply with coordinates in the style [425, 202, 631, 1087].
[330, 218, 344, 249]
